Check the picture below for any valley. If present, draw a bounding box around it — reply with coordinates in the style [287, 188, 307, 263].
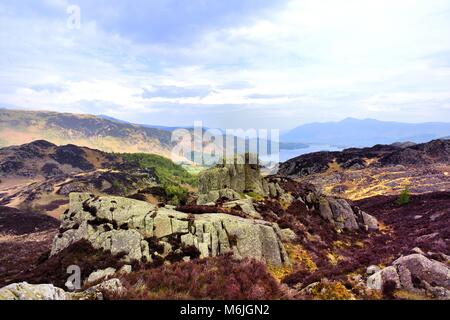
[0, 136, 448, 300]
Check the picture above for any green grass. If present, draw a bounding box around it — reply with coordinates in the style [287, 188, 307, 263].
[121, 153, 197, 186]
[120, 153, 198, 205]
[182, 164, 208, 175]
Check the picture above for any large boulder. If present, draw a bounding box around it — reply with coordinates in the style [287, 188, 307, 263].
[367, 254, 450, 299]
[51, 193, 290, 267]
[312, 196, 378, 232]
[0, 282, 68, 300]
[367, 266, 401, 290]
[393, 254, 450, 293]
[327, 198, 359, 231]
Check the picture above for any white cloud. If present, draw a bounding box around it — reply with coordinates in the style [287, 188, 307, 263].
[0, 0, 450, 128]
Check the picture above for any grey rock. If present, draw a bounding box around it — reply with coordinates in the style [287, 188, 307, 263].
[278, 228, 297, 242]
[367, 266, 401, 290]
[84, 278, 125, 297]
[0, 278, 125, 301]
[366, 265, 381, 276]
[51, 193, 290, 267]
[86, 267, 117, 285]
[118, 265, 132, 274]
[222, 198, 261, 219]
[198, 160, 269, 195]
[153, 215, 173, 238]
[0, 282, 68, 300]
[318, 197, 378, 232]
[197, 188, 241, 205]
[361, 212, 379, 231]
[328, 198, 359, 231]
[318, 198, 334, 224]
[393, 254, 450, 291]
[367, 254, 450, 299]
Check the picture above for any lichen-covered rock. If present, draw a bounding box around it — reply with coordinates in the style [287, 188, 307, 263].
[0, 282, 68, 300]
[366, 265, 381, 275]
[197, 188, 241, 205]
[222, 198, 261, 219]
[82, 278, 125, 298]
[51, 193, 290, 267]
[327, 198, 359, 231]
[360, 211, 379, 231]
[393, 254, 450, 293]
[316, 197, 378, 232]
[86, 267, 117, 285]
[367, 254, 450, 299]
[198, 159, 270, 195]
[273, 224, 297, 242]
[318, 197, 334, 223]
[367, 266, 401, 290]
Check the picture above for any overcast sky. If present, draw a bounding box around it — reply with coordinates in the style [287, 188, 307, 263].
[1, 0, 450, 129]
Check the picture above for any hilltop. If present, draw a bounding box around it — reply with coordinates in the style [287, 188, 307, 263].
[0, 108, 174, 157]
[0, 140, 196, 217]
[278, 139, 450, 200]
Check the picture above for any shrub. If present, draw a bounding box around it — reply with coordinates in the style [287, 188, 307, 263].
[165, 185, 188, 205]
[112, 179, 127, 194]
[110, 255, 282, 300]
[120, 153, 196, 204]
[382, 280, 397, 299]
[245, 191, 265, 202]
[397, 187, 410, 205]
[306, 280, 355, 300]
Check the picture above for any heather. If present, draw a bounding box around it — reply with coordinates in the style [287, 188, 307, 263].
[110, 255, 282, 300]
[5, 240, 127, 288]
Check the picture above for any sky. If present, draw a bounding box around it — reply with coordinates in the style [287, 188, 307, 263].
[1, 0, 450, 129]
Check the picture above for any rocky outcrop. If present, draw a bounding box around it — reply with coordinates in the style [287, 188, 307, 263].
[51, 193, 290, 267]
[270, 176, 378, 232]
[301, 191, 378, 232]
[367, 254, 450, 299]
[198, 158, 283, 198]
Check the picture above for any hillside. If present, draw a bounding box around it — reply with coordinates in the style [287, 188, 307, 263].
[282, 118, 450, 147]
[1, 154, 448, 300]
[0, 140, 197, 217]
[0, 108, 174, 157]
[278, 139, 450, 199]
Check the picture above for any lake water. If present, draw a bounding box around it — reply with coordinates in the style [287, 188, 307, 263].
[260, 144, 343, 164]
[279, 144, 343, 162]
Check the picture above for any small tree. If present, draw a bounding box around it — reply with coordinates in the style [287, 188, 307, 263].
[165, 185, 188, 205]
[397, 186, 410, 205]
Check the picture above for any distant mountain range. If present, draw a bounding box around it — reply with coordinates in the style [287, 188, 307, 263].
[2, 109, 449, 158]
[282, 118, 450, 147]
[0, 109, 304, 160]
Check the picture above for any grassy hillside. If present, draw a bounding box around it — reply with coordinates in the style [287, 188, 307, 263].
[121, 153, 198, 205]
[0, 108, 174, 157]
